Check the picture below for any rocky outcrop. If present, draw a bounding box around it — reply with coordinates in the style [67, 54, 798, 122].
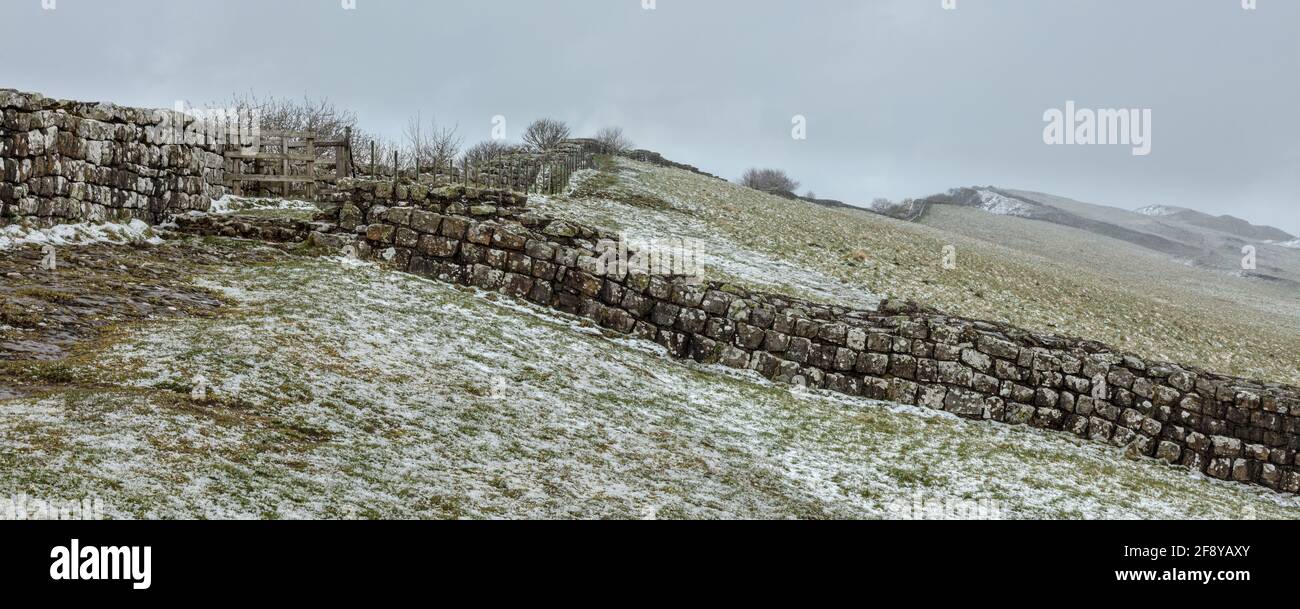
[167, 212, 330, 243]
[0, 89, 227, 228]
[312, 178, 1300, 497]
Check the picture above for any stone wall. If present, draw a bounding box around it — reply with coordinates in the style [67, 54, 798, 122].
[0, 89, 226, 228]
[315, 178, 1300, 496]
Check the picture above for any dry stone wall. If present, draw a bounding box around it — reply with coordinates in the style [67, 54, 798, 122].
[315, 178, 1300, 496]
[0, 89, 226, 228]
[12, 87, 1291, 496]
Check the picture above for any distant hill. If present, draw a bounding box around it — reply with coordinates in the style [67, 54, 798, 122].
[906, 186, 1300, 286]
[1161, 208, 1294, 242]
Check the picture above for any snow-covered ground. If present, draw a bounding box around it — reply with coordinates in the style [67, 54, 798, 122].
[974, 189, 1037, 217]
[535, 166, 881, 310]
[0, 219, 162, 251]
[1133, 204, 1183, 217]
[207, 195, 319, 215]
[1, 254, 1296, 519]
[3, 163, 1295, 519]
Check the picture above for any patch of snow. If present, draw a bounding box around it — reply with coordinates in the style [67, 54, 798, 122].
[1134, 205, 1181, 217]
[1267, 238, 1300, 249]
[0, 219, 162, 251]
[975, 189, 1037, 217]
[208, 195, 319, 214]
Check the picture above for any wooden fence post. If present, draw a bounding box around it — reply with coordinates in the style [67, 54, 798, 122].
[281, 135, 290, 197]
[232, 150, 243, 196]
[337, 127, 352, 180]
[306, 135, 316, 201]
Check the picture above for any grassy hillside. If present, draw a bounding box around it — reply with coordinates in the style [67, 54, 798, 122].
[2, 160, 1298, 519]
[1004, 188, 1300, 285]
[2, 248, 1296, 518]
[555, 159, 1300, 386]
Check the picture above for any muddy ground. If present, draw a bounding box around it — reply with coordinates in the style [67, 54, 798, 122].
[0, 233, 299, 400]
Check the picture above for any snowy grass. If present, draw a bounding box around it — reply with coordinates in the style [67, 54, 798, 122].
[535, 165, 880, 309]
[1, 252, 1296, 519]
[0, 220, 162, 251]
[550, 159, 1300, 386]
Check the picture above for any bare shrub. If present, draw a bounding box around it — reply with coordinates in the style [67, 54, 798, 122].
[463, 139, 520, 164]
[593, 126, 634, 154]
[223, 91, 357, 141]
[403, 111, 462, 171]
[351, 129, 402, 176]
[522, 118, 571, 151]
[739, 168, 800, 193]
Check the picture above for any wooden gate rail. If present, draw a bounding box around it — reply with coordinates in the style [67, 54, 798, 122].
[224, 128, 352, 199]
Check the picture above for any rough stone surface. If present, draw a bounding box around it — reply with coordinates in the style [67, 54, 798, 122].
[1, 89, 228, 228]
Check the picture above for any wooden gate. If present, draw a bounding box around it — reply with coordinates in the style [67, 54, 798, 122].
[224, 128, 354, 199]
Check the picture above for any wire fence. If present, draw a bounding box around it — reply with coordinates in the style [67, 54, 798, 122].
[357, 144, 598, 197]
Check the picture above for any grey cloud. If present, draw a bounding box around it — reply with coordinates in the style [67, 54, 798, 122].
[3, 0, 1296, 233]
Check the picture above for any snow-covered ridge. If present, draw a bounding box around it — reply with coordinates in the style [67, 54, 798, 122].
[975, 189, 1037, 217]
[1134, 204, 1182, 217]
[1269, 238, 1300, 249]
[0, 219, 162, 251]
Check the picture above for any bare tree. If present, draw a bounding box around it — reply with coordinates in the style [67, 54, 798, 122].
[351, 128, 402, 177]
[593, 126, 633, 154]
[522, 118, 571, 151]
[222, 91, 357, 141]
[404, 111, 463, 173]
[463, 139, 519, 164]
[739, 168, 800, 193]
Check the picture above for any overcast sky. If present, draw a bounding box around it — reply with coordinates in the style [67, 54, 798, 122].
[4, 0, 1298, 235]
